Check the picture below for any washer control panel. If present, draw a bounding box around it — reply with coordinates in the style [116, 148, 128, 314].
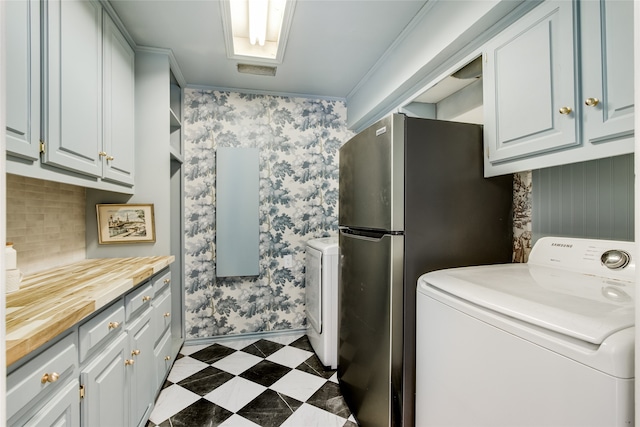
[529, 237, 635, 281]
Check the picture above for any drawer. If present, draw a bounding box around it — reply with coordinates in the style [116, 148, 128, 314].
[7, 333, 78, 421]
[153, 288, 172, 343]
[152, 269, 172, 296]
[10, 379, 80, 427]
[125, 282, 153, 321]
[79, 300, 125, 362]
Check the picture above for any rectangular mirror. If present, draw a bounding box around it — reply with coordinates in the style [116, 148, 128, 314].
[216, 147, 260, 277]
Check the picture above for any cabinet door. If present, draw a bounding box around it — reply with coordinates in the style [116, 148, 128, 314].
[6, 0, 40, 160]
[580, 0, 634, 145]
[483, 1, 578, 164]
[14, 380, 80, 427]
[128, 308, 156, 427]
[81, 333, 128, 427]
[102, 12, 135, 186]
[43, 0, 102, 177]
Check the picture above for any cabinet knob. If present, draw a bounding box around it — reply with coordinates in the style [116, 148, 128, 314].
[108, 321, 120, 330]
[164, 278, 171, 285]
[132, 349, 141, 356]
[558, 106, 573, 115]
[142, 295, 151, 302]
[585, 97, 600, 107]
[106, 155, 114, 161]
[164, 356, 171, 361]
[41, 372, 60, 384]
[98, 151, 107, 157]
[164, 312, 171, 318]
[125, 359, 135, 366]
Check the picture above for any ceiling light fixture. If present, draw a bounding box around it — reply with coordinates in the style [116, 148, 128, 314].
[249, 0, 268, 46]
[221, 0, 296, 63]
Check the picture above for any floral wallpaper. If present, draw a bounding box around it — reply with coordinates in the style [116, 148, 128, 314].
[183, 89, 353, 339]
[513, 171, 532, 263]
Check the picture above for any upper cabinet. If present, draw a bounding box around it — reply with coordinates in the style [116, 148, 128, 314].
[483, 0, 634, 177]
[6, 0, 136, 193]
[6, 0, 40, 161]
[42, 0, 103, 177]
[102, 12, 135, 186]
[580, 0, 634, 145]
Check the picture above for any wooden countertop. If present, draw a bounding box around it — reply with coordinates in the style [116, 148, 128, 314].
[5, 256, 175, 366]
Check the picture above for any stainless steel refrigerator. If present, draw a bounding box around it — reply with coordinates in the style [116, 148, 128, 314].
[337, 114, 513, 427]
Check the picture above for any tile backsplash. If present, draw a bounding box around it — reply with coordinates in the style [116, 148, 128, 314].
[6, 174, 86, 275]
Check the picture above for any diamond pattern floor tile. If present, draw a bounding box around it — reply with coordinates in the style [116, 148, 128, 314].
[147, 333, 357, 427]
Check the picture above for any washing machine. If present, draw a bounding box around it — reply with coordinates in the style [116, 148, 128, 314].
[305, 236, 339, 369]
[416, 236, 635, 427]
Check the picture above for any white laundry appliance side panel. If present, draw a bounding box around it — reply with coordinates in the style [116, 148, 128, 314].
[415, 290, 634, 427]
[305, 246, 323, 335]
[305, 237, 339, 369]
[322, 246, 339, 370]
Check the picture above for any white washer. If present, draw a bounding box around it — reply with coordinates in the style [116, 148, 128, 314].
[305, 236, 339, 369]
[416, 237, 635, 427]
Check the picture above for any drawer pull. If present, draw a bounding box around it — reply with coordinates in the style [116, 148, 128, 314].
[142, 295, 151, 302]
[558, 106, 573, 115]
[164, 312, 171, 318]
[125, 359, 135, 366]
[108, 321, 120, 330]
[131, 349, 141, 356]
[164, 356, 171, 361]
[585, 97, 600, 107]
[41, 372, 60, 384]
[164, 278, 171, 284]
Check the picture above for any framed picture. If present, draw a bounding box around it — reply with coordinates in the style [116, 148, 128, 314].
[96, 204, 156, 244]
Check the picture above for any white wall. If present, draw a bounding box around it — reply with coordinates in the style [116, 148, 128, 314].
[1, 0, 7, 418]
[634, 1, 640, 423]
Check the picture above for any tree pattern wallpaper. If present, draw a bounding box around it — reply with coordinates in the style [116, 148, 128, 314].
[512, 171, 532, 263]
[182, 89, 353, 339]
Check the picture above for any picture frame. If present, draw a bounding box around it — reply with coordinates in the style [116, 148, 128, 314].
[96, 204, 156, 244]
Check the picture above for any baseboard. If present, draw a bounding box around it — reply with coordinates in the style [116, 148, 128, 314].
[183, 328, 307, 347]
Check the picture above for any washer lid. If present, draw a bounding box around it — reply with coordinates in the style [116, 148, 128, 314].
[421, 263, 635, 345]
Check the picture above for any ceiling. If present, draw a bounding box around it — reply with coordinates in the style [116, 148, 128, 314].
[109, 0, 428, 99]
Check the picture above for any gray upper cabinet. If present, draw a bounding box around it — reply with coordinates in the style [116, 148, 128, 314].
[483, 0, 634, 177]
[20, 0, 136, 189]
[6, 0, 40, 161]
[103, 12, 135, 186]
[483, 1, 578, 169]
[580, 0, 634, 145]
[43, 0, 103, 177]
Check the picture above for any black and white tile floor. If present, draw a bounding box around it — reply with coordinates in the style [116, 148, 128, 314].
[146, 333, 358, 427]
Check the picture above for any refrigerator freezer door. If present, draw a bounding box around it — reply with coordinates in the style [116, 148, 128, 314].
[339, 114, 405, 232]
[338, 229, 404, 427]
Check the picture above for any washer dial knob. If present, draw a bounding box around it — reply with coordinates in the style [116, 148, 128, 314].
[600, 250, 631, 270]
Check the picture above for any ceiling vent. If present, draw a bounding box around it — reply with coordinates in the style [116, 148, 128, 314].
[237, 63, 277, 76]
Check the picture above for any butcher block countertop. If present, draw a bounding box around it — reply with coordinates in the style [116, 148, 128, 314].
[5, 256, 174, 366]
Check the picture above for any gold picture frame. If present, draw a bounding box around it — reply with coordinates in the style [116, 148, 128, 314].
[96, 204, 156, 244]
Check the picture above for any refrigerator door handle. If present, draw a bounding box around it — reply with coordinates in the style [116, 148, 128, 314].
[340, 228, 400, 241]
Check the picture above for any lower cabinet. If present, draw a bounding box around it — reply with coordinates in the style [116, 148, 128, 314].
[18, 379, 81, 427]
[80, 333, 129, 427]
[127, 307, 156, 427]
[6, 333, 79, 426]
[7, 266, 182, 427]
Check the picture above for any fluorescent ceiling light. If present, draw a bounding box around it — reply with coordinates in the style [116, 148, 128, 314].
[221, 0, 296, 63]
